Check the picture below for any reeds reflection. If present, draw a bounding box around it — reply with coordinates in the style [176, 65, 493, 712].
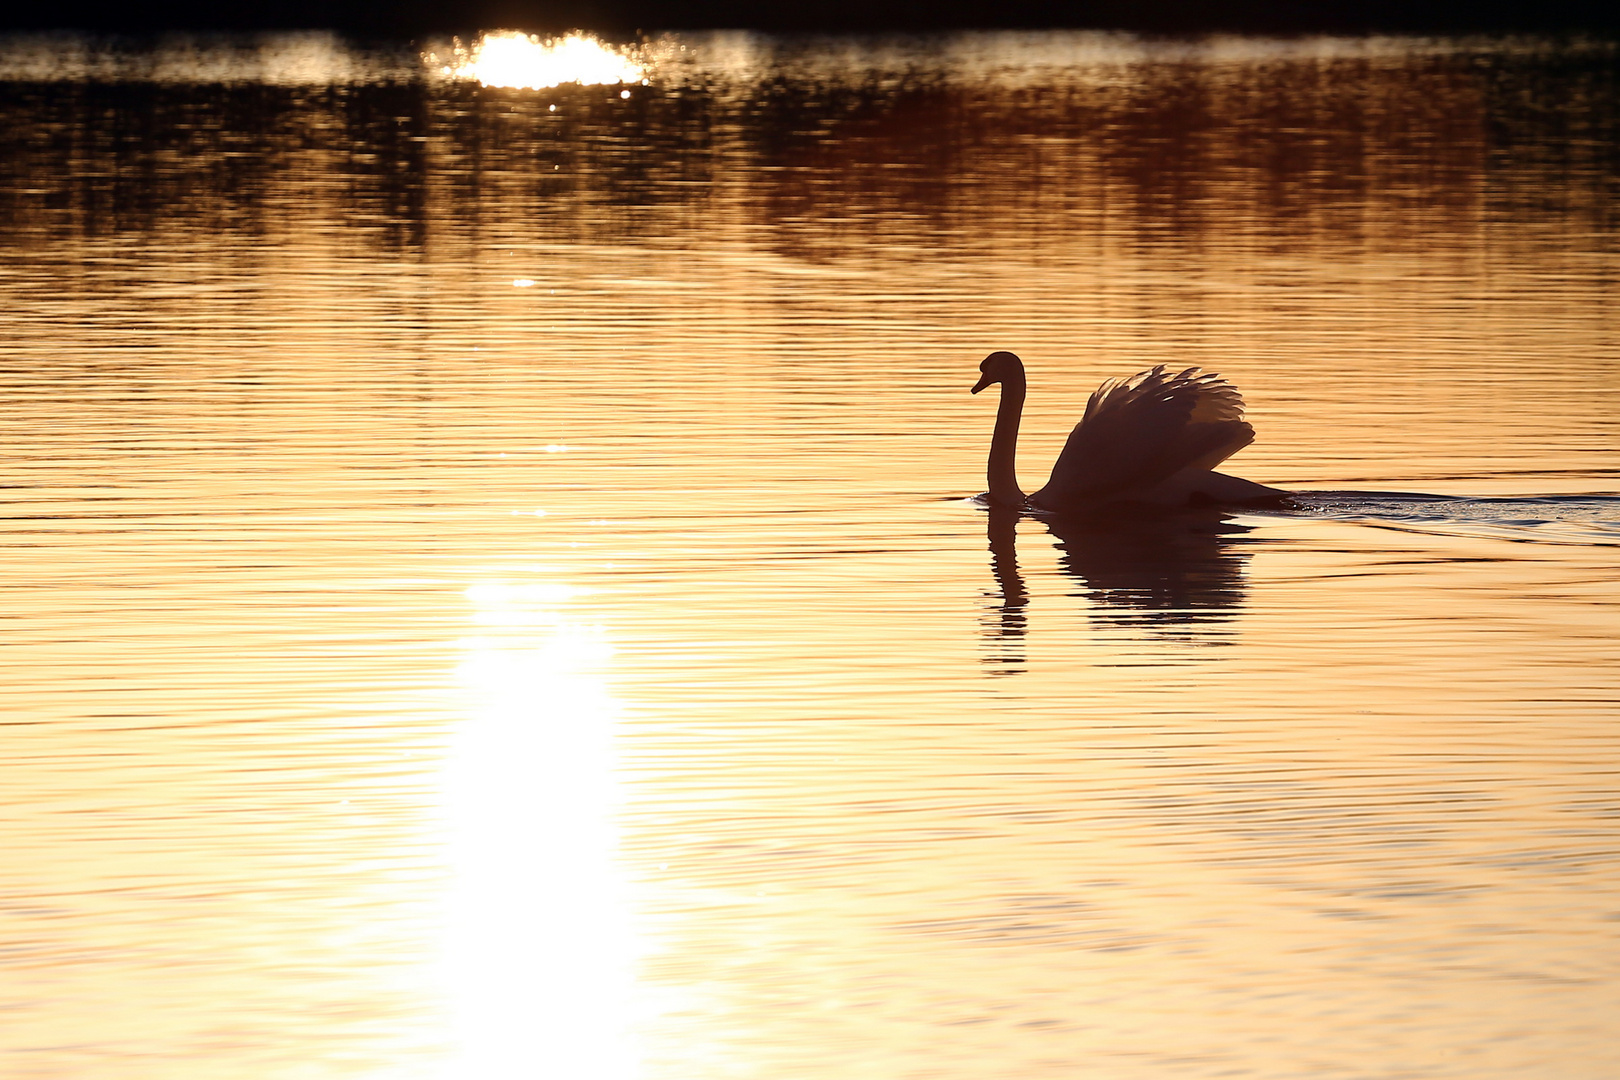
[982, 504, 1250, 668]
[3, 33, 1614, 257]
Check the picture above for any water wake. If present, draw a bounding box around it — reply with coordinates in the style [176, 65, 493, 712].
[1284, 491, 1620, 546]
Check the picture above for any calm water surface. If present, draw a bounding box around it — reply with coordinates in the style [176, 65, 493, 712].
[2, 29, 1618, 1079]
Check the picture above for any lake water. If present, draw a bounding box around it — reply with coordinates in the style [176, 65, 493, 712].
[2, 28, 1618, 1080]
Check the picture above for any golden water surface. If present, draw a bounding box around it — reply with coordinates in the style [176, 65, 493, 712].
[1, 30, 1618, 1079]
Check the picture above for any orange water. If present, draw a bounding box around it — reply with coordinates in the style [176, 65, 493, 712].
[1, 30, 1617, 1079]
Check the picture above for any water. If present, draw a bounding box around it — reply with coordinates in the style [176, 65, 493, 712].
[2, 29, 1618, 1079]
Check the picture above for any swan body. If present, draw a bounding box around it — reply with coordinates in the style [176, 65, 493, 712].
[971, 350, 1289, 512]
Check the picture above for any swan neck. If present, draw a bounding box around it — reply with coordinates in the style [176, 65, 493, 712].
[987, 377, 1026, 507]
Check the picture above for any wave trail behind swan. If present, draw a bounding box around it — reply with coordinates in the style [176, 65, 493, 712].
[1282, 491, 1620, 547]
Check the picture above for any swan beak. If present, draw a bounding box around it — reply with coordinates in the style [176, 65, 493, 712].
[970, 374, 993, 394]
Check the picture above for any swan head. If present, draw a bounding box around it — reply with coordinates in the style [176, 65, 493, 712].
[971, 351, 1024, 394]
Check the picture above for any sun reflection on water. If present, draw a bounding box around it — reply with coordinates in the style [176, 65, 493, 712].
[431, 31, 648, 90]
[441, 579, 644, 1079]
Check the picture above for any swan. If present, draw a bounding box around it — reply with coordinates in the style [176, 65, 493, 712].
[971, 350, 1290, 512]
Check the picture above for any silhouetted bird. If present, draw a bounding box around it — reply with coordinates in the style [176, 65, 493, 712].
[971, 350, 1290, 512]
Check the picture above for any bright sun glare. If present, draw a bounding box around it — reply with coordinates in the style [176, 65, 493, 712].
[441, 578, 647, 1079]
[433, 30, 647, 90]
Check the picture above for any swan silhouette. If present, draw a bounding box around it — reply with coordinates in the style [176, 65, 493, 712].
[971, 351, 1290, 512]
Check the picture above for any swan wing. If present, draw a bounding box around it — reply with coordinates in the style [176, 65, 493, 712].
[1033, 365, 1254, 508]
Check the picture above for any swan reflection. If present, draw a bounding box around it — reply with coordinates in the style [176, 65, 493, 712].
[981, 503, 1252, 667]
[981, 505, 1032, 671]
